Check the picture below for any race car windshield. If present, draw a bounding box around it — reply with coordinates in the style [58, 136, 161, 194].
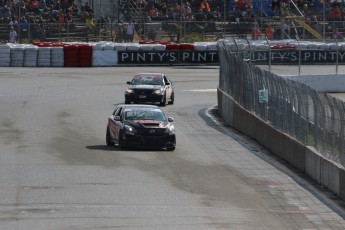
[132, 76, 163, 85]
[125, 109, 166, 121]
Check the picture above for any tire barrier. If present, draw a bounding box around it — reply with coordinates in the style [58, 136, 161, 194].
[3, 39, 345, 67]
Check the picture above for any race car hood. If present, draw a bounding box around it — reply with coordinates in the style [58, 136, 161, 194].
[128, 85, 162, 90]
[125, 120, 168, 128]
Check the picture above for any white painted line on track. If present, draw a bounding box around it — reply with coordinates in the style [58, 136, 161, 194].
[181, 89, 217, 92]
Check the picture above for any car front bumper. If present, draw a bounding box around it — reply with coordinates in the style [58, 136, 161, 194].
[123, 132, 176, 149]
[125, 93, 164, 103]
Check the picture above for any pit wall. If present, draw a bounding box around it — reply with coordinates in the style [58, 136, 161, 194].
[217, 88, 345, 200]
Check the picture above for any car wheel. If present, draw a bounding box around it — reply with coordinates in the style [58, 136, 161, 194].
[160, 94, 166, 106]
[168, 92, 174, 105]
[118, 131, 127, 149]
[125, 100, 131, 104]
[106, 128, 114, 147]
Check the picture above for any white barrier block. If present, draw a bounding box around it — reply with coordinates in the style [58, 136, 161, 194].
[307, 43, 318, 49]
[92, 43, 104, 50]
[102, 43, 116, 50]
[51, 47, 64, 67]
[114, 43, 127, 51]
[318, 43, 331, 50]
[277, 40, 289, 46]
[139, 44, 154, 51]
[207, 42, 218, 50]
[37, 47, 51, 67]
[340, 43, 345, 50]
[92, 50, 117, 66]
[193, 42, 208, 51]
[126, 43, 141, 51]
[330, 43, 340, 51]
[10, 45, 25, 67]
[269, 41, 278, 46]
[24, 45, 38, 67]
[0, 44, 11, 66]
[152, 44, 166, 51]
[293, 42, 308, 50]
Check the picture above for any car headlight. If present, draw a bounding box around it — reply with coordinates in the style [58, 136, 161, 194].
[126, 89, 134, 94]
[167, 124, 175, 132]
[125, 125, 136, 134]
[152, 89, 163, 95]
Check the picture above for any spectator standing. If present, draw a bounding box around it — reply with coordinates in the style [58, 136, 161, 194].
[82, 1, 94, 14]
[200, 0, 210, 13]
[65, 11, 73, 23]
[31, 0, 40, 14]
[282, 19, 291, 38]
[144, 16, 156, 40]
[59, 12, 65, 23]
[330, 6, 342, 21]
[181, 2, 192, 20]
[9, 26, 17, 43]
[334, 28, 343, 39]
[19, 1, 28, 15]
[126, 20, 135, 42]
[3, 5, 12, 18]
[85, 13, 95, 32]
[148, 5, 158, 19]
[172, 3, 180, 20]
[40, 0, 47, 8]
[9, 17, 18, 29]
[115, 19, 125, 42]
[265, 25, 274, 39]
[160, 2, 168, 19]
[20, 16, 28, 33]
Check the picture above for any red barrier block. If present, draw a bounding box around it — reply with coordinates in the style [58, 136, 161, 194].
[179, 43, 194, 50]
[165, 43, 180, 50]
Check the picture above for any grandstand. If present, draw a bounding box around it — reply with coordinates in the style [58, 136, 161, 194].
[0, 0, 343, 44]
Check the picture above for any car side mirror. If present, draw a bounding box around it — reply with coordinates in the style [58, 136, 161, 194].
[166, 82, 170, 85]
[114, 115, 121, 121]
[126, 81, 131, 84]
[168, 117, 174, 122]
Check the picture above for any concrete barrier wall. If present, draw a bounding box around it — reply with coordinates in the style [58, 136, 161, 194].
[218, 88, 345, 201]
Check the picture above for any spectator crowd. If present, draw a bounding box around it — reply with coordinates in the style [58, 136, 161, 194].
[2, 0, 345, 42]
[0, 0, 98, 40]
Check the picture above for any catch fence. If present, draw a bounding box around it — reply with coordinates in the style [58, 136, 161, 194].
[218, 40, 345, 167]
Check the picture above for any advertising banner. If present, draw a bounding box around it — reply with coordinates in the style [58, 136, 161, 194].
[118, 50, 345, 65]
[118, 51, 219, 64]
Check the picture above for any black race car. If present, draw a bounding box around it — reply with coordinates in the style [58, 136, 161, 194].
[125, 73, 174, 106]
[106, 104, 176, 150]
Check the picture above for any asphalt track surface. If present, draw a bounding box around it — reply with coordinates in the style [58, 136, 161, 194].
[0, 66, 345, 230]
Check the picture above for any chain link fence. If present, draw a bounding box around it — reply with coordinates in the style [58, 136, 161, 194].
[218, 40, 345, 167]
[1, 18, 345, 44]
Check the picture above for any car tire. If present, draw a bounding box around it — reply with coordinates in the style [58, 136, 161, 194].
[118, 131, 127, 150]
[168, 92, 174, 105]
[125, 100, 131, 104]
[106, 128, 114, 146]
[160, 94, 166, 106]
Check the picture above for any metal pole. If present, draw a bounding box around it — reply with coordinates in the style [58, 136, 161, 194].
[265, 37, 271, 72]
[323, 0, 325, 40]
[117, 0, 120, 23]
[179, 0, 182, 43]
[18, 0, 21, 43]
[336, 39, 339, 74]
[297, 38, 301, 75]
[223, 0, 226, 37]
